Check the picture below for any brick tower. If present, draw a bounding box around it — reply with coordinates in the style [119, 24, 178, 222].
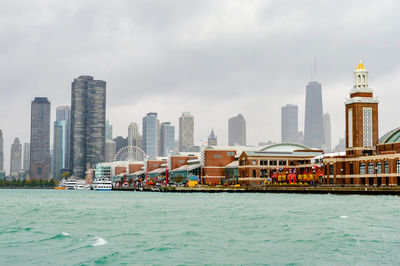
[345, 61, 379, 157]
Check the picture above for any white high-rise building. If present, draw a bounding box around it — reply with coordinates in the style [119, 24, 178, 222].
[281, 104, 299, 143]
[323, 113, 331, 152]
[23, 143, 30, 171]
[10, 137, 22, 178]
[179, 112, 194, 152]
[128, 122, 142, 149]
[105, 140, 116, 162]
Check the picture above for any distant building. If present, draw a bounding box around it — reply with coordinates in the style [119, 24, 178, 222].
[30, 97, 51, 180]
[114, 136, 128, 154]
[304, 81, 324, 148]
[10, 137, 22, 178]
[297, 131, 304, 144]
[228, 114, 246, 146]
[334, 138, 345, 152]
[106, 120, 113, 141]
[179, 112, 194, 152]
[160, 122, 175, 156]
[208, 129, 218, 146]
[281, 104, 299, 143]
[323, 113, 331, 152]
[70, 76, 106, 178]
[53, 120, 67, 180]
[56, 106, 71, 169]
[128, 122, 142, 148]
[23, 143, 30, 171]
[143, 112, 158, 158]
[105, 140, 116, 162]
[0, 129, 3, 171]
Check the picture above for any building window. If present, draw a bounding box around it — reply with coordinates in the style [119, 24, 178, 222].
[360, 163, 366, 175]
[252, 170, 256, 178]
[213, 155, 222, 159]
[270, 160, 277, 166]
[385, 161, 389, 173]
[368, 163, 374, 174]
[363, 107, 373, 147]
[260, 169, 267, 178]
[396, 161, 400, 173]
[178, 160, 185, 163]
[227, 152, 235, 156]
[252, 160, 257, 166]
[37, 167, 42, 174]
[348, 109, 353, 148]
[329, 165, 334, 175]
[350, 163, 354, 175]
[279, 160, 286, 166]
[377, 162, 382, 174]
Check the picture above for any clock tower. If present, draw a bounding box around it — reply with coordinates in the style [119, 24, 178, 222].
[345, 61, 379, 157]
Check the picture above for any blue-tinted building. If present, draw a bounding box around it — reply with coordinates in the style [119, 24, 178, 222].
[53, 120, 66, 179]
[142, 113, 158, 158]
[160, 122, 175, 156]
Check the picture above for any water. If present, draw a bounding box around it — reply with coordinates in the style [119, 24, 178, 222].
[1, 190, 400, 265]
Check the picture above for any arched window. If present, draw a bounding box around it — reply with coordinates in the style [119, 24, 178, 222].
[358, 75, 361, 83]
[360, 163, 366, 175]
[385, 161, 389, 173]
[368, 163, 374, 174]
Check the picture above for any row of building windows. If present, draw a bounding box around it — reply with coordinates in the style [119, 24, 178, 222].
[359, 161, 393, 174]
[243, 159, 312, 167]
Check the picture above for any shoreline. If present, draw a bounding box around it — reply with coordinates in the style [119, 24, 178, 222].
[113, 186, 400, 196]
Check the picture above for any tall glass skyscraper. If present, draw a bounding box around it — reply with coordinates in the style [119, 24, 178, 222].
[53, 120, 66, 179]
[30, 97, 51, 179]
[160, 122, 175, 156]
[23, 143, 30, 171]
[71, 76, 106, 178]
[143, 113, 158, 158]
[179, 112, 194, 152]
[304, 81, 324, 148]
[228, 114, 246, 146]
[56, 106, 71, 170]
[281, 105, 299, 143]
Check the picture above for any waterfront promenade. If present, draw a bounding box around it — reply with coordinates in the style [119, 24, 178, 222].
[114, 185, 400, 195]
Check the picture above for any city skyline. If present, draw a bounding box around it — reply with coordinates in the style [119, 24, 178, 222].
[1, 1, 400, 173]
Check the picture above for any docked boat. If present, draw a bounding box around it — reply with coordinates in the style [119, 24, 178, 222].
[63, 178, 90, 190]
[65, 179, 78, 190]
[92, 177, 112, 191]
[54, 179, 66, 190]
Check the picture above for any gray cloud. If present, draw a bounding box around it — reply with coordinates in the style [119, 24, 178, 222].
[1, 0, 400, 173]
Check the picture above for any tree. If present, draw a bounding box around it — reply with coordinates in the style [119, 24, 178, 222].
[61, 172, 71, 179]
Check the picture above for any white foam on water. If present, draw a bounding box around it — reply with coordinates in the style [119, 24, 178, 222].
[340, 215, 348, 219]
[62, 232, 70, 236]
[92, 236, 107, 247]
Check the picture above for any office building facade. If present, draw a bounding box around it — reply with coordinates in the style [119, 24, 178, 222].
[304, 81, 324, 148]
[160, 122, 175, 156]
[228, 114, 246, 146]
[30, 97, 51, 179]
[179, 112, 194, 152]
[281, 105, 299, 143]
[323, 113, 331, 152]
[143, 113, 158, 158]
[105, 140, 116, 162]
[23, 143, 30, 171]
[70, 76, 106, 178]
[10, 137, 22, 178]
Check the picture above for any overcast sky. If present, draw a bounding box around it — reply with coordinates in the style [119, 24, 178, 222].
[1, 0, 400, 173]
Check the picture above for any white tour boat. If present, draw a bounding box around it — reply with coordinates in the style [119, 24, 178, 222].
[92, 177, 112, 191]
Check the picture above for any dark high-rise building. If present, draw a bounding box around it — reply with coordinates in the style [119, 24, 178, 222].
[0, 129, 3, 171]
[143, 112, 158, 158]
[228, 114, 246, 146]
[160, 122, 175, 156]
[114, 136, 128, 154]
[304, 81, 324, 148]
[70, 76, 106, 178]
[281, 104, 299, 143]
[30, 97, 51, 179]
[10, 137, 22, 178]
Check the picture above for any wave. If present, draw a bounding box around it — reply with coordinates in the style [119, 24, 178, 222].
[92, 236, 107, 247]
[340, 215, 348, 219]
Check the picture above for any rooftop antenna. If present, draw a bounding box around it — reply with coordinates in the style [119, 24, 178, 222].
[310, 65, 313, 81]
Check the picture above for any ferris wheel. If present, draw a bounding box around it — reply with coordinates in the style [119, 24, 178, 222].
[114, 146, 146, 162]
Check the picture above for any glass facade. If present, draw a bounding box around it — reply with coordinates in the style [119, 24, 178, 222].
[53, 121, 66, 179]
[160, 122, 175, 156]
[143, 113, 158, 158]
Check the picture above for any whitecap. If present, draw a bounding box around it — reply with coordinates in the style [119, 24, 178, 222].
[340, 215, 348, 219]
[62, 232, 70, 236]
[92, 236, 107, 247]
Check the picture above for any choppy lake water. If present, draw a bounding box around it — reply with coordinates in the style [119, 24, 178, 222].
[0, 189, 399, 265]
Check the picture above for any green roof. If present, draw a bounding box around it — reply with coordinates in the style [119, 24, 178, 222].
[258, 143, 312, 152]
[379, 127, 400, 144]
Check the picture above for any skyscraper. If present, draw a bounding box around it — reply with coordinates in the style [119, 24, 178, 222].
[281, 104, 299, 143]
[56, 106, 71, 169]
[0, 130, 3, 171]
[105, 140, 116, 162]
[160, 122, 175, 156]
[53, 120, 66, 179]
[128, 122, 142, 148]
[142, 112, 158, 158]
[106, 120, 113, 141]
[228, 114, 246, 146]
[179, 112, 194, 152]
[23, 143, 30, 171]
[70, 76, 106, 178]
[10, 137, 22, 178]
[304, 81, 324, 148]
[208, 129, 218, 146]
[114, 136, 128, 153]
[30, 97, 51, 179]
[323, 113, 331, 152]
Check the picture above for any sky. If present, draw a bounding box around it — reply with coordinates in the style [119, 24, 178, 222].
[1, 0, 400, 174]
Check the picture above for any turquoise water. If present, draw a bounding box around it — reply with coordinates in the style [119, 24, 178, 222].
[0, 190, 400, 265]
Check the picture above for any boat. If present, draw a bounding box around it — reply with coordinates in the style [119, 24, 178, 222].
[54, 179, 66, 190]
[62, 178, 91, 190]
[65, 179, 78, 190]
[92, 177, 112, 191]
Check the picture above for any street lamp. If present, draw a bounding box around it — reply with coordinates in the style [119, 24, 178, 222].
[340, 168, 344, 187]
